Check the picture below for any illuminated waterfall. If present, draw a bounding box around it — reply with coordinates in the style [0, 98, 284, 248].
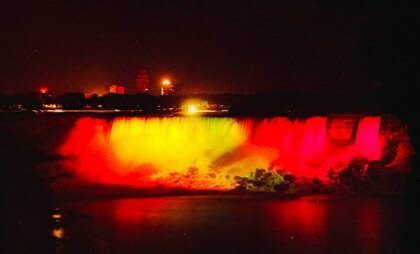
[60, 116, 398, 189]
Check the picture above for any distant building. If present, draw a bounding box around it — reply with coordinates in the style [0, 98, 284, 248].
[136, 70, 149, 93]
[173, 83, 183, 95]
[110, 85, 117, 93]
[38, 87, 52, 104]
[161, 79, 183, 96]
[109, 84, 125, 94]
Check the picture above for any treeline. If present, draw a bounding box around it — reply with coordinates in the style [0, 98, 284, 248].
[0, 91, 381, 116]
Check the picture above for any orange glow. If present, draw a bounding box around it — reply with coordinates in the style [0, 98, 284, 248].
[162, 79, 171, 86]
[187, 105, 198, 114]
[52, 214, 62, 219]
[52, 227, 64, 239]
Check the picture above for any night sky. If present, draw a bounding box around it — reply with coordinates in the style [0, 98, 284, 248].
[1, 1, 385, 95]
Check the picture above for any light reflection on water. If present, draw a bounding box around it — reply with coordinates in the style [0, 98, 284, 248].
[52, 227, 64, 239]
[55, 195, 402, 253]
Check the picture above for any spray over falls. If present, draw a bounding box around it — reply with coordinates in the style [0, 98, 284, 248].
[59, 116, 409, 190]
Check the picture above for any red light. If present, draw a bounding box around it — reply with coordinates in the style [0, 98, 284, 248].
[39, 87, 48, 94]
[59, 116, 408, 188]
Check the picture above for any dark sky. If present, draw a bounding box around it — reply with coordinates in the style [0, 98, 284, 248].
[1, 0, 384, 95]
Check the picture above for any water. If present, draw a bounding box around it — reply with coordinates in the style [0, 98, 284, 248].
[59, 116, 408, 189]
[0, 114, 413, 253]
[53, 195, 402, 253]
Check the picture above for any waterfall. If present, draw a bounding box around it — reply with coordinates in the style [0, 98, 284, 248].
[60, 116, 390, 189]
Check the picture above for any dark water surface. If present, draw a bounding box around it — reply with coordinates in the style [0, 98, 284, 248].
[52, 195, 402, 253]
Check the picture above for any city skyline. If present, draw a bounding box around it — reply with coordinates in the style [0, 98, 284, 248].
[2, 1, 385, 95]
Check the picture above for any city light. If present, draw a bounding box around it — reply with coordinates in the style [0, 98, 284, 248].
[182, 99, 208, 115]
[39, 87, 48, 94]
[187, 104, 198, 114]
[52, 227, 64, 239]
[162, 79, 171, 86]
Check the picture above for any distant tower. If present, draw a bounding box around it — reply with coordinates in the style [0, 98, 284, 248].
[136, 70, 149, 93]
[161, 78, 183, 96]
[161, 79, 172, 95]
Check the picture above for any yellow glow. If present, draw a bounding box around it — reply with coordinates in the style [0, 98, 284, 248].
[52, 214, 62, 219]
[182, 99, 208, 115]
[187, 105, 198, 114]
[43, 104, 62, 109]
[108, 117, 260, 188]
[162, 79, 171, 86]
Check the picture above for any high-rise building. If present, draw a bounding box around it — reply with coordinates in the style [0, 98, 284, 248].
[136, 70, 149, 93]
[161, 79, 172, 95]
[161, 79, 183, 96]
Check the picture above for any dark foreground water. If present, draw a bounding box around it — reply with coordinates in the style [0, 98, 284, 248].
[49, 195, 403, 253]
